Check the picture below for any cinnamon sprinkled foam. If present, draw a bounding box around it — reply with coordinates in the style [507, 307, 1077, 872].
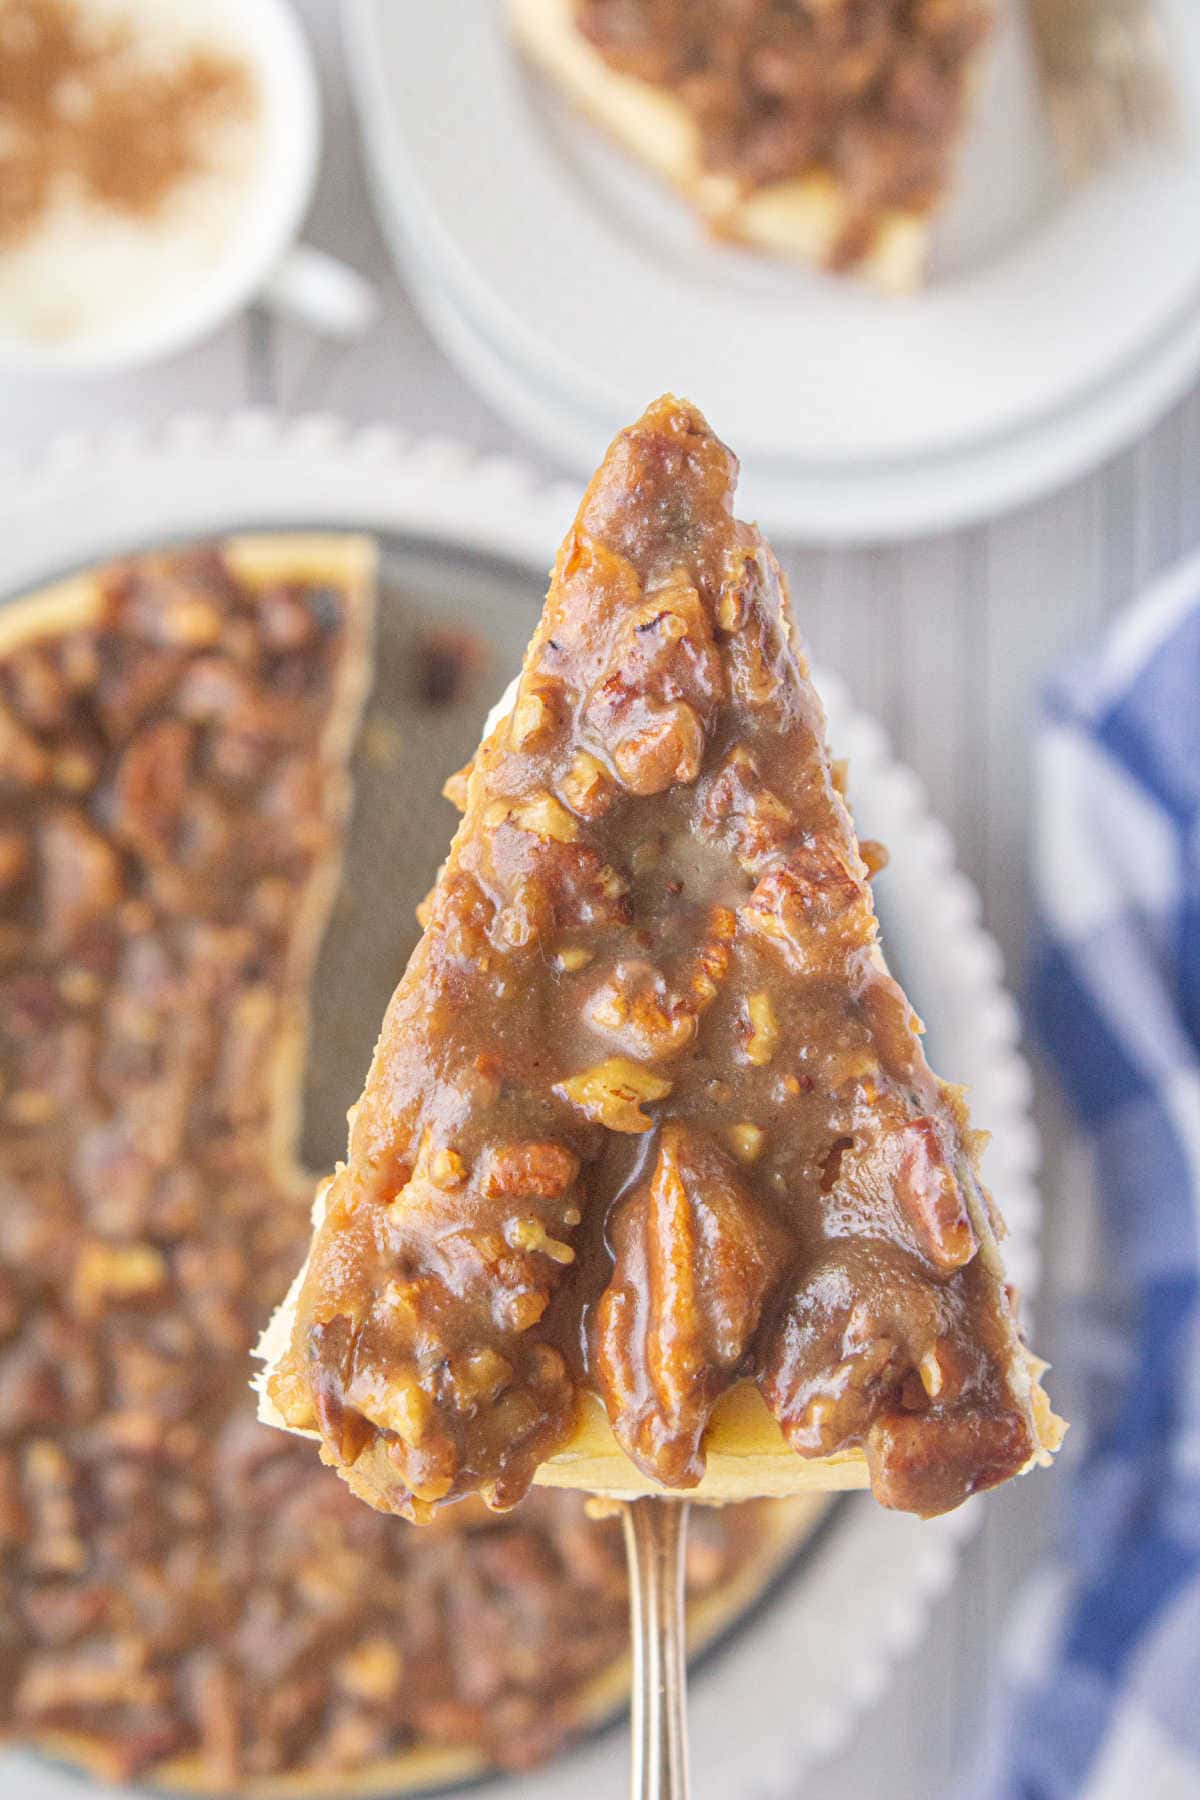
[0, 0, 261, 344]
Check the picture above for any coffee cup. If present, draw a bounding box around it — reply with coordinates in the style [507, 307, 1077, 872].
[0, 0, 377, 375]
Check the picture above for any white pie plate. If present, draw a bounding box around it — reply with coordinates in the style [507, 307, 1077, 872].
[342, 0, 1200, 541]
[0, 414, 1041, 1799]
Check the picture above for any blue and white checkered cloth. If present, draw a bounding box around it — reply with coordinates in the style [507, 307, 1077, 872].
[974, 552, 1200, 1800]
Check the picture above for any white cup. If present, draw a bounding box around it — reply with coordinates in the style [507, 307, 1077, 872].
[0, 0, 378, 376]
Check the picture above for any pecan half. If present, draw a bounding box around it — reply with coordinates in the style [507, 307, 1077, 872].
[596, 1125, 787, 1486]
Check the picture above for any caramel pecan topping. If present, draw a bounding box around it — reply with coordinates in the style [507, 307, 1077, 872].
[281, 397, 1046, 1523]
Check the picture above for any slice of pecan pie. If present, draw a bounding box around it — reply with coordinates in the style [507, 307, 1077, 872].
[262, 396, 1061, 1523]
[509, 0, 993, 287]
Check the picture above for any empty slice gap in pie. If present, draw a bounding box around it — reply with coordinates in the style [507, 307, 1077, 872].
[508, 0, 995, 288]
[260, 395, 1062, 1522]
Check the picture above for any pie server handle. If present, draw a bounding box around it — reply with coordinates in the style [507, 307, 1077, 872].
[622, 1497, 692, 1800]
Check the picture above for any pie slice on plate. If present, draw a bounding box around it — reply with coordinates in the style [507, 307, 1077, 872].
[260, 395, 1061, 1521]
[509, 0, 994, 288]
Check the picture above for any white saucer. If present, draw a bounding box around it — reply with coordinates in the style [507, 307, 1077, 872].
[343, 0, 1200, 540]
[0, 414, 1041, 1797]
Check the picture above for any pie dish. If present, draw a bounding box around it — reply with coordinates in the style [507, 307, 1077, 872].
[0, 530, 824, 1794]
[260, 396, 1061, 1522]
[508, 0, 994, 288]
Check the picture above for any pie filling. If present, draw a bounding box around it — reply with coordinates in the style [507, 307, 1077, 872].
[271, 397, 1050, 1524]
[0, 541, 792, 1786]
[573, 0, 992, 263]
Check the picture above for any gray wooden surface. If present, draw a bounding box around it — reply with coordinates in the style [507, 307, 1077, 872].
[3, 4, 1198, 1796]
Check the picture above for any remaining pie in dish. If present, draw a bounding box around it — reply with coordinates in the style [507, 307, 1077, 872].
[261, 396, 1062, 1525]
[509, 0, 994, 288]
[0, 534, 813, 1791]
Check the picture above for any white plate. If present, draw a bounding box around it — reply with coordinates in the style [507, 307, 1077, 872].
[342, 0, 1200, 539]
[0, 414, 1041, 1799]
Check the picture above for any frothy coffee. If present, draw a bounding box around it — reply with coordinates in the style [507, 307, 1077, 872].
[0, 0, 263, 347]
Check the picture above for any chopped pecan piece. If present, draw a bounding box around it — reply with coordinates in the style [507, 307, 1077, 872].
[432, 870, 497, 967]
[584, 960, 697, 1060]
[488, 791, 580, 844]
[73, 1241, 168, 1319]
[482, 1141, 580, 1201]
[743, 990, 779, 1065]
[818, 1110, 979, 1274]
[554, 1057, 672, 1132]
[53, 746, 98, 794]
[583, 575, 722, 796]
[891, 1116, 977, 1271]
[510, 676, 563, 750]
[0, 827, 31, 892]
[612, 702, 706, 795]
[686, 904, 736, 1005]
[14, 1639, 160, 1716]
[478, 815, 630, 948]
[112, 719, 194, 862]
[305, 1315, 373, 1467]
[559, 750, 615, 821]
[430, 1147, 468, 1190]
[190, 1653, 242, 1790]
[702, 745, 793, 873]
[39, 809, 123, 953]
[866, 1405, 1034, 1516]
[0, 700, 52, 786]
[758, 1240, 947, 1460]
[725, 1122, 765, 1163]
[9, 647, 70, 731]
[505, 1216, 575, 1265]
[337, 1637, 404, 1702]
[442, 758, 474, 812]
[741, 844, 874, 972]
